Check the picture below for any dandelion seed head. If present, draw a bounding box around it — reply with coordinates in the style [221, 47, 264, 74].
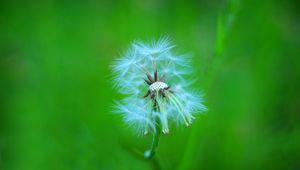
[112, 37, 207, 135]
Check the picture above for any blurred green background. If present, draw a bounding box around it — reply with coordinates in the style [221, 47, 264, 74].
[1, 0, 300, 169]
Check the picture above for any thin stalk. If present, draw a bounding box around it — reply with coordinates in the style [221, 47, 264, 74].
[144, 97, 162, 159]
[144, 116, 161, 159]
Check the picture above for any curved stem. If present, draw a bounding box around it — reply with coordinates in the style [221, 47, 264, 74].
[144, 116, 161, 159]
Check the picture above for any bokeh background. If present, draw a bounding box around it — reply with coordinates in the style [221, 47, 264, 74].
[1, 0, 300, 169]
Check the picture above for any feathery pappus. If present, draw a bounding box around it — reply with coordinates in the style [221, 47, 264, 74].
[112, 37, 207, 136]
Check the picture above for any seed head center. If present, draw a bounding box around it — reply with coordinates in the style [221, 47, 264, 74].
[149, 82, 168, 91]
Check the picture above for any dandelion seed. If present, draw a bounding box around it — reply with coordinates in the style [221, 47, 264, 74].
[112, 37, 207, 159]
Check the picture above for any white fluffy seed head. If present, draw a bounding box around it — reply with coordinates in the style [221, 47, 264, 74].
[149, 82, 168, 91]
[112, 37, 207, 135]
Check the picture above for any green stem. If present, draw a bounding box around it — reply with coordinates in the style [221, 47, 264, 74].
[145, 96, 162, 159]
[144, 116, 161, 159]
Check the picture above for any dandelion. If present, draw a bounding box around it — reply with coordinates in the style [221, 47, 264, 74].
[112, 37, 207, 159]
